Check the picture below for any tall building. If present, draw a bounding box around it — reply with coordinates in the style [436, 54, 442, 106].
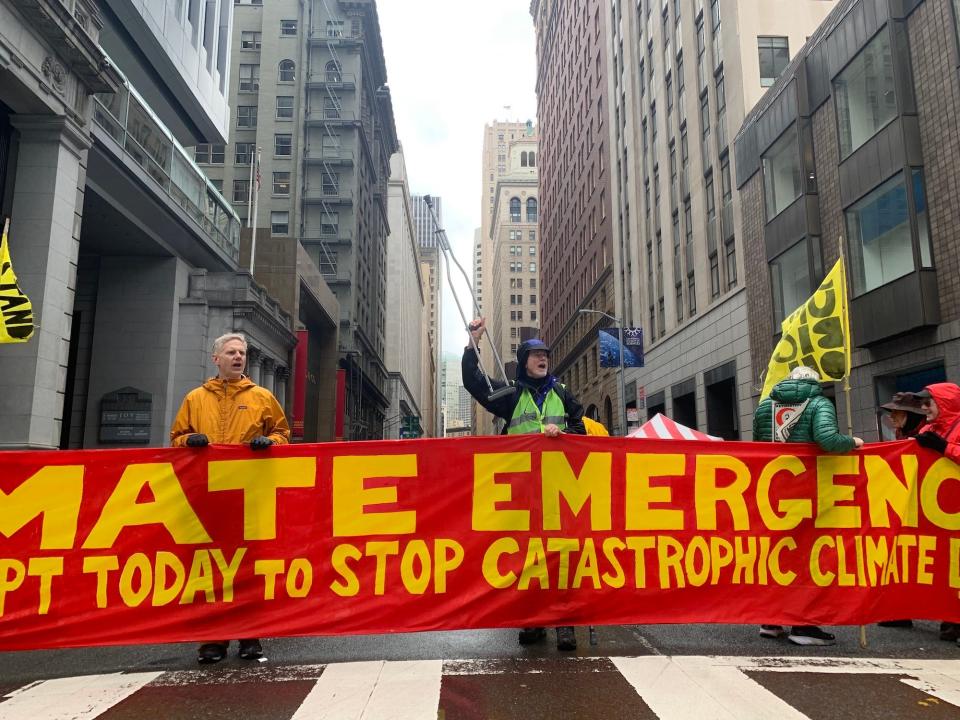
[441, 351, 471, 435]
[608, 0, 837, 438]
[736, 0, 960, 438]
[530, 0, 620, 432]
[384, 149, 427, 439]
[202, 0, 398, 440]
[411, 194, 444, 436]
[0, 0, 302, 450]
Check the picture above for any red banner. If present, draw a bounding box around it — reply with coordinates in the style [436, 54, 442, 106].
[1, 436, 959, 651]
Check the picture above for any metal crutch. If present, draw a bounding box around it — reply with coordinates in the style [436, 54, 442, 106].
[423, 195, 515, 402]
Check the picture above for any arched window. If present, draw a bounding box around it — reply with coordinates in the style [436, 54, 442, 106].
[325, 60, 341, 82]
[526, 197, 538, 222]
[529, 151, 536, 167]
[278, 59, 296, 82]
[509, 197, 521, 222]
[520, 151, 528, 167]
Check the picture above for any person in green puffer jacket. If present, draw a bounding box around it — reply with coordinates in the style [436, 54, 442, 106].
[753, 366, 863, 647]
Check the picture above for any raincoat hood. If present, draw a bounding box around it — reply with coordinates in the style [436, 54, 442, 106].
[921, 382, 960, 434]
[769, 378, 823, 404]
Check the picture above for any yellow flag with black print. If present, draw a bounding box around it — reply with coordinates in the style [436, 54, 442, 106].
[760, 258, 850, 399]
[0, 218, 35, 343]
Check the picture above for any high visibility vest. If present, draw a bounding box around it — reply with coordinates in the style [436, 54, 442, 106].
[507, 386, 568, 435]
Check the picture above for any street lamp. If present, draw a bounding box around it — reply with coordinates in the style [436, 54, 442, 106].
[579, 308, 628, 436]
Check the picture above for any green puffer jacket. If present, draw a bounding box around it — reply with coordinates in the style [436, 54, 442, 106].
[753, 378, 856, 452]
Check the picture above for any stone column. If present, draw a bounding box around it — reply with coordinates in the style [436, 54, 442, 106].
[247, 348, 262, 385]
[275, 367, 288, 412]
[261, 357, 276, 394]
[0, 116, 90, 449]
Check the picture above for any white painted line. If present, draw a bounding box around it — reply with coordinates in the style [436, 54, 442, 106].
[612, 656, 810, 720]
[899, 673, 960, 709]
[290, 660, 442, 720]
[0, 672, 161, 720]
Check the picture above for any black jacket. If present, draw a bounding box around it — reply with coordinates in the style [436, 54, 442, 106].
[461, 347, 586, 435]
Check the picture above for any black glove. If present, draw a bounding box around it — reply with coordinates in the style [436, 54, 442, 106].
[915, 431, 948, 454]
[250, 435, 274, 450]
[185, 433, 209, 447]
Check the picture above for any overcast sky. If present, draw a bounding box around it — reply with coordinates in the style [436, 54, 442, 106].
[378, 1, 538, 356]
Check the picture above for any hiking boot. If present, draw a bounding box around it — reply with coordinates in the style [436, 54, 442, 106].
[940, 622, 960, 641]
[878, 620, 913, 628]
[556, 626, 577, 651]
[238, 638, 264, 660]
[788, 626, 835, 646]
[197, 642, 228, 664]
[518, 627, 547, 645]
[759, 624, 786, 639]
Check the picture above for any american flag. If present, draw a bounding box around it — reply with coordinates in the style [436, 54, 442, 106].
[255, 156, 261, 191]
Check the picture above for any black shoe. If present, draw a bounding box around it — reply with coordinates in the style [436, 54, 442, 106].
[940, 622, 960, 641]
[238, 638, 263, 660]
[518, 627, 547, 645]
[759, 624, 786, 639]
[556, 626, 577, 651]
[197, 642, 228, 664]
[788, 626, 835, 646]
[878, 620, 913, 628]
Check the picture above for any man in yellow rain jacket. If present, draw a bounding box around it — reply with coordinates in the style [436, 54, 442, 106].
[170, 332, 290, 663]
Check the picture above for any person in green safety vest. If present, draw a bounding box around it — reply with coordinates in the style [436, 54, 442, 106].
[462, 317, 586, 651]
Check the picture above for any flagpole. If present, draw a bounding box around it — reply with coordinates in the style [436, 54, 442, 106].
[246, 146, 255, 229]
[249, 147, 260, 274]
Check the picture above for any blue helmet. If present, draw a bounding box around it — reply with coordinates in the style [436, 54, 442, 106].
[517, 338, 551, 368]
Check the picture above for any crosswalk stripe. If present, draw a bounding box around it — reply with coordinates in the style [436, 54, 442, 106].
[611, 656, 811, 720]
[0, 672, 161, 720]
[290, 660, 442, 720]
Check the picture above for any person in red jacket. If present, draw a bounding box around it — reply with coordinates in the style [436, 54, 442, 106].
[908, 382, 960, 644]
[171, 332, 290, 663]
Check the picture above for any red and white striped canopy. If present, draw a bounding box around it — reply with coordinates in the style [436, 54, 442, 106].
[627, 413, 723, 441]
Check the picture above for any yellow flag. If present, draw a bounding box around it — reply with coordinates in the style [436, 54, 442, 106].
[760, 257, 849, 398]
[0, 219, 35, 343]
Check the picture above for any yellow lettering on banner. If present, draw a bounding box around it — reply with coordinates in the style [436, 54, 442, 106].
[810, 536, 836, 586]
[920, 458, 960, 530]
[153, 552, 185, 606]
[285, 558, 312, 597]
[482, 537, 519, 588]
[28, 557, 62, 615]
[950, 538, 960, 590]
[434, 539, 464, 593]
[0, 466, 83, 549]
[866, 455, 919, 528]
[835, 538, 856, 587]
[917, 535, 936, 585]
[896, 535, 917, 583]
[546, 538, 579, 590]
[624, 454, 684, 530]
[255, 559, 286, 599]
[709, 538, 734, 583]
[332, 456, 417, 537]
[518, 537, 549, 590]
[208, 458, 316, 540]
[601, 537, 627, 588]
[815, 455, 862, 529]
[0, 560, 25, 615]
[399, 540, 431, 594]
[657, 536, 685, 589]
[83, 556, 119, 608]
[472, 453, 531, 531]
[625, 536, 656, 588]
[732, 537, 757, 584]
[83, 464, 211, 549]
[685, 536, 710, 587]
[210, 548, 246, 602]
[330, 544, 361, 597]
[366, 541, 399, 595]
[865, 536, 889, 587]
[542, 452, 612, 531]
[694, 455, 750, 531]
[769, 538, 797, 585]
[180, 550, 215, 604]
[756, 456, 812, 530]
[119, 552, 152, 606]
[572, 538, 601, 589]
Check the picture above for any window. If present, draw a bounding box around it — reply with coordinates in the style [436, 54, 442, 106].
[325, 60, 342, 82]
[725, 238, 737, 289]
[276, 96, 294, 119]
[321, 211, 338, 235]
[323, 97, 340, 118]
[530, 310, 537, 321]
[530, 294, 537, 304]
[526, 198, 538, 222]
[273, 171, 290, 195]
[194, 144, 225, 164]
[770, 240, 812, 324]
[326, 20, 344, 37]
[845, 171, 918, 296]
[236, 105, 257, 128]
[762, 124, 802, 220]
[758, 36, 789, 87]
[529, 245, 536, 256]
[530, 278, 536, 289]
[238, 64, 259, 92]
[834, 29, 897, 158]
[232, 179, 249, 203]
[529, 262, 537, 272]
[280, 19, 297, 35]
[510, 197, 521, 222]
[241, 31, 261, 50]
[529, 230, 536, 241]
[322, 170, 338, 195]
[274, 133, 292, 156]
[235, 142, 254, 165]
[278, 59, 295, 82]
[271, 211, 289, 235]
[710, 253, 720, 298]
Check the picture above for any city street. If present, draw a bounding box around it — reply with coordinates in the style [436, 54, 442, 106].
[1, 622, 958, 719]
